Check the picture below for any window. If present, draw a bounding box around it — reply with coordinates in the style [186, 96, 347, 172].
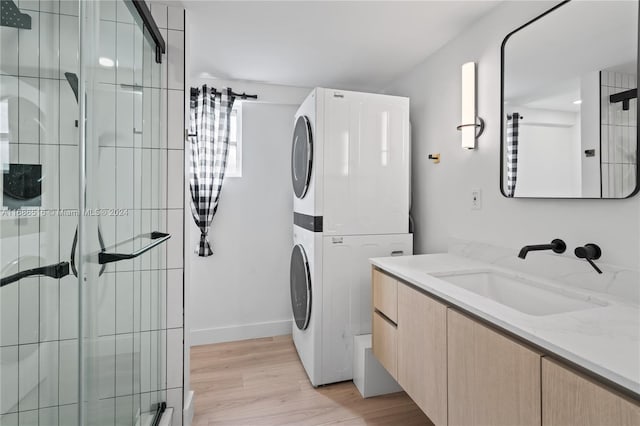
[226, 102, 242, 178]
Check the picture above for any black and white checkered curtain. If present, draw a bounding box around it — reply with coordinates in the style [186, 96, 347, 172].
[506, 113, 520, 197]
[188, 86, 236, 256]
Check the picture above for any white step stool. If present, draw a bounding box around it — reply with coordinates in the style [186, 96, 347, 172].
[353, 334, 403, 398]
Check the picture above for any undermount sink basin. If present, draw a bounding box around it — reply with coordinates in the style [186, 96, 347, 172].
[432, 270, 607, 316]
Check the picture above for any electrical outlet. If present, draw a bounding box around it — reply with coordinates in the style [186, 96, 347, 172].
[471, 189, 482, 210]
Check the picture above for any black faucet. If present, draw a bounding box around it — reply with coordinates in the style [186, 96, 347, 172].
[518, 239, 566, 259]
[574, 243, 603, 274]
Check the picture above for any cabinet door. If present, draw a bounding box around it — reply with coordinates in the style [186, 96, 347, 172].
[372, 311, 397, 379]
[542, 358, 640, 426]
[447, 309, 541, 426]
[397, 284, 447, 426]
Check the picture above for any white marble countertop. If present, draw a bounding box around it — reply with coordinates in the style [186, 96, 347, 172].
[370, 253, 640, 396]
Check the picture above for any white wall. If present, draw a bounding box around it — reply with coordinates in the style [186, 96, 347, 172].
[580, 71, 601, 197]
[385, 1, 640, 269]
[187, 79, 309, 345]
[510, 106, 581, 197]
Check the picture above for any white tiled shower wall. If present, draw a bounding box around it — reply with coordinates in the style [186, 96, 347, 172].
[0, 1, 185, 425]
[600, 70, 637, 198]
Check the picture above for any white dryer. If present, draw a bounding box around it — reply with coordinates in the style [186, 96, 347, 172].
[291, 89, 322, 219]
[292, 88, 410, 236]
[291, 225, 413, 387]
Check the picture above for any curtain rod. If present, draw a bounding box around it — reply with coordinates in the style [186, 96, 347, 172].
[231, 91, 258, 100]
[507, 113, 524, 120]
[191, 86, 258, 100]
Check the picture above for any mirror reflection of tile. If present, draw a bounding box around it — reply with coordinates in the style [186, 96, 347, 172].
[601, 70, 637, 199]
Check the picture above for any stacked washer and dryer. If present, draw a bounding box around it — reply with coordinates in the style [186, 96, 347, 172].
[289, 88, 413, 387]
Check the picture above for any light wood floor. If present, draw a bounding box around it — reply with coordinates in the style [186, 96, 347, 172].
[191, 335, 432, 425]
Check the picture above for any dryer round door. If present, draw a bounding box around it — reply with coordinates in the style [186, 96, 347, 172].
[290, 244, 312, 330]
[291, 115, 313, 199]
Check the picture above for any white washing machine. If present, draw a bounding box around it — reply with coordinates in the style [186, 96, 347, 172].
[290, 225, 323, 385]
[292, 88, 410, 236]
[291, 224, 413, 387]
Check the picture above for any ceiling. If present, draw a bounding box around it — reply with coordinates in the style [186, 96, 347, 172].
[186, 1, 501, 91]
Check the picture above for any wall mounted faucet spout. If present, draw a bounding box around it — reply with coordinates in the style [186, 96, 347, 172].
[518, 239, 566, 259]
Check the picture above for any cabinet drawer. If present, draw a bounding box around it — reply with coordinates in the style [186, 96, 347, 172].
[372, 311, 397, 379]
[373, 268, 398, 322]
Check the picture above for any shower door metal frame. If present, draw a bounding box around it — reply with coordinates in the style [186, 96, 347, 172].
[129, 0, 166, 63]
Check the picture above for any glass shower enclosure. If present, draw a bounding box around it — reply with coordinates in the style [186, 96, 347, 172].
[1, 0, 172, 424]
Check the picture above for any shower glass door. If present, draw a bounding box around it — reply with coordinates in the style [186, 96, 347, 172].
[1, 1, 169, 424]
[81, 1, 168, 425]
[1, 0, 83, 423]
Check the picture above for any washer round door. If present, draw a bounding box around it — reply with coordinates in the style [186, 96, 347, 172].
[290, 244, 312, 330]
[291, 115, 313, 199]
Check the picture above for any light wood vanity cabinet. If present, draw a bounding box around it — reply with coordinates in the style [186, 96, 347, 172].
[397, 283, 448, 426]
[371, 267, 640, 426]
[542, 358, 640, 426]
[372, 268, 398, 322]
[371, 269, 398, 378]
[447, 309, 541, 426]
[372, 268, 447, 424]
[372, 311, 397, 379]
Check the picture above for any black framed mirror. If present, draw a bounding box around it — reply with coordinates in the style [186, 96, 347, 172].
[501, 0, 639, 199]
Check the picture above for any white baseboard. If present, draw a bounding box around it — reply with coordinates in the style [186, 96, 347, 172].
[183, 390, 194, 426]
[190, 319, 293, 346]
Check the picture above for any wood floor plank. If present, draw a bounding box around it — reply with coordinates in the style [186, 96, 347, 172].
[191, 335, 431, 425]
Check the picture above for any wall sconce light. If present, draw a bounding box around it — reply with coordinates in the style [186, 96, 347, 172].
[457, 62, 485, 149]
